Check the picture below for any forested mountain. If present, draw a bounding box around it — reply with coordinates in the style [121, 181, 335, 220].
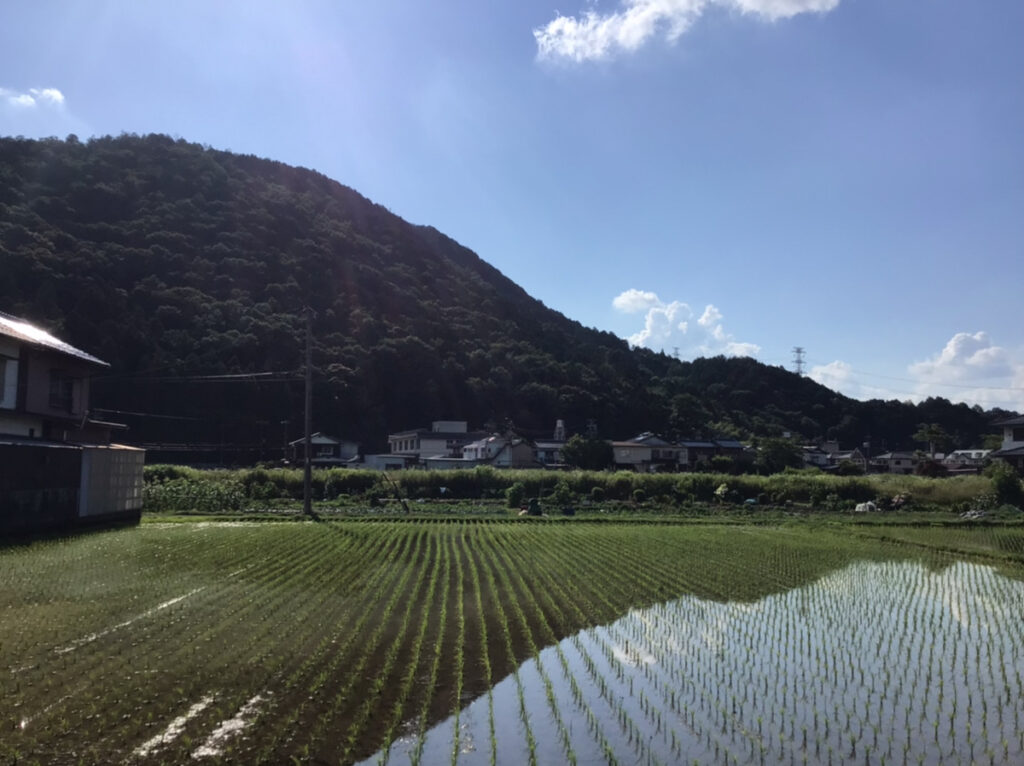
[0, 134, 1010, 458]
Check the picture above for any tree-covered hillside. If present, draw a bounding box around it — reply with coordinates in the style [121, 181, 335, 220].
[0, 134, 1010, 457]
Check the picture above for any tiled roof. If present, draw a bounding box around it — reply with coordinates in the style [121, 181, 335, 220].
[0, 312, 108, 367]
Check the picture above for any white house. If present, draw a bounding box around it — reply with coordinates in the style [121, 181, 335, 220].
[387, 420, 486, 460]
[990, 416, 1024, 474]
[943, 449, 990, 472]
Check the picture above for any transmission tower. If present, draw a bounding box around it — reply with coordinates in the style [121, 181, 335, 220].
[792, 346, 806, 376]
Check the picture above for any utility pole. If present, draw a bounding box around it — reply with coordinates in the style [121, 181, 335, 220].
[792, 346, 805, 376]
[303, 308, 314, 517]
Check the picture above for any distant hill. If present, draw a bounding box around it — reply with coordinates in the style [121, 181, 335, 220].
[0, 134, 1011, 458]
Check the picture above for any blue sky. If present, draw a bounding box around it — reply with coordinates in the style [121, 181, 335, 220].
[2, 0, 1022, 410]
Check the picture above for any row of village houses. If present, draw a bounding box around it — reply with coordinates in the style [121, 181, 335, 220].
[290, 419, 1020, 476]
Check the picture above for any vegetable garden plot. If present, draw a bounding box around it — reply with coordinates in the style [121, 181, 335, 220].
[1, 520, 1022, 765]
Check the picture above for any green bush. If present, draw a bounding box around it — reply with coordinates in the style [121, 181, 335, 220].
[987, 462, 1023, 506]
[506, 482, 527, 508]
[549, 480, 573, 507]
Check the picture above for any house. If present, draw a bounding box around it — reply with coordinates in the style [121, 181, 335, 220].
[610, 430, 692, 473]
[534, 419, 567, 468]
[422, 434, 539, 471]
[990, 416, 1024, 474]
[802, 445, 831, 468]
[612, 433, 682, 472]
[387, 420, 487, 461]
[942, 449, 990, 473]
[822, 442, 868, 472]
[870, 451, 919, 475]
[0, 312, 144, 533]
[287, 433, 359, 466]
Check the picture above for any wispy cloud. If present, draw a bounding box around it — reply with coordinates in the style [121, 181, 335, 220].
[612, 289, 760, 358]
[534, 0, 840, 63]
[810, 332, 1024, 411]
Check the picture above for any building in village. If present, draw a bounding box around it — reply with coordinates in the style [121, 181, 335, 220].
[0, 312, 144, 533]
[990, 416, 1024, 474]
[287, 433, 359, 466]
[387, 420, 488, 461]
[870, 451, 919, 475]
[942, 449, 990, 474]
[612, 433, 684, 472]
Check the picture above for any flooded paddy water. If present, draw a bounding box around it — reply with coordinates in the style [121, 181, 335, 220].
[366, 560, 1024, 766]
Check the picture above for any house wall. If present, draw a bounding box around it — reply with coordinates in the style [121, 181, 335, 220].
[613, 446, 650, 466]
[1003, 426, 1024, 449]
[0, 337, 19, 409]
[0, 442, 82, 532]
[21, 348, 94, 422]
[0, 412, 44, 437]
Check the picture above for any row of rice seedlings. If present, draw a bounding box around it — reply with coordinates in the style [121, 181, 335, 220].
[496, 528, 647, 765]
[371, 530, 447, 764]
[445, 530, 465, 766]
[511, 524, 706, 761]
[471, 525, 538, 766]
[120, 524, 380, 761]
[5, 523, 297, 751]
[250, 525, 418, 761]
[297, 527, 429, 759]
[484, 531, 580, 765]
[462, 524, 498, 766]
[334, 527, 438, 761]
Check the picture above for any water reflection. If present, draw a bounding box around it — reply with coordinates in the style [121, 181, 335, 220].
[362, 560, 1024, 765]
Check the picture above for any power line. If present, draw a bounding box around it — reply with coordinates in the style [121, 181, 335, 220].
[94, 370, 302, 383]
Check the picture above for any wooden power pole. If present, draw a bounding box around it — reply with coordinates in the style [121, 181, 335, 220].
[303, 308, 313, 516]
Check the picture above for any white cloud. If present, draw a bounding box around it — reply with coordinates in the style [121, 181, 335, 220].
[612, 289, 760, 358]
[810, 332, 1024, 411]
[908, 332, 1024, 411]
[2, 86, 66, 109]
[535, 0, 841, 62]
[612, 288, 661, 313]
[31, 87, 65, 106]
[808, 360, 892, 401]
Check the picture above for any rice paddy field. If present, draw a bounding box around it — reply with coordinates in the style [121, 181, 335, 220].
[2, 518, 1023, 765]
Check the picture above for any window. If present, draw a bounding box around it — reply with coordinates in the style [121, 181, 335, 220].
[49, 371, 75, 412]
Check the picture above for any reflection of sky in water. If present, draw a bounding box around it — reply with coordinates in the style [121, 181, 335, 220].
[361, 561, 1024, 766]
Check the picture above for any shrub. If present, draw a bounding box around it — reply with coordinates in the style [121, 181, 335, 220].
[987, 462, 1023, 506]
[506, 482, 527, 508]
[632, 488, 646, 504]
[548, 480, 573, 507]
[590, 486, 605, 502]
